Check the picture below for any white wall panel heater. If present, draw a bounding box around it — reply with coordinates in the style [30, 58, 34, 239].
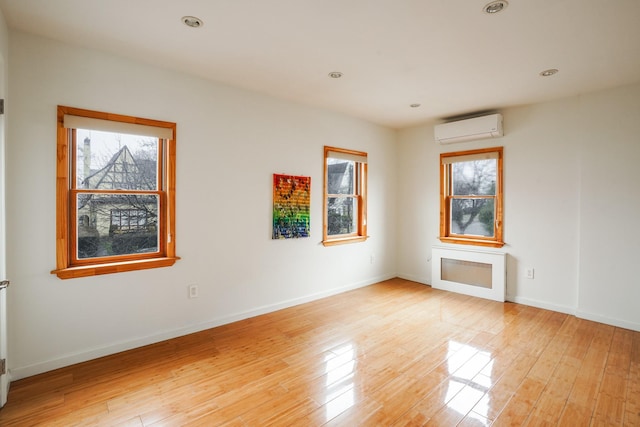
[431, 246, 506, 302]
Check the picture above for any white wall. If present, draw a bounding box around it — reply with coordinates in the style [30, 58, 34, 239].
[397, 82, 640, 331]
[576, 84, 640, 330]
[6, 31, 397, 379]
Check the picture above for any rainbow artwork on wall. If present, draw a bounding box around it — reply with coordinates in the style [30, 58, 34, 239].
[272, 174, 311, 239]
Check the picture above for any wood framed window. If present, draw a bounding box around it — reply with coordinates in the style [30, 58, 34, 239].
[52, 106, 179, 279]
[440, 147, 504, 248]
[323, 146, 368, 246]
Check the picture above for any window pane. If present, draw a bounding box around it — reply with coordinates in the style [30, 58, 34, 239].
[76, 129, 158, 190]
[77, 193, 159, 258]
[327, 158, 354, 194]
[450, 198, 495, 237]
[451, 159, 496, 196]
[327, 196, 357, 235]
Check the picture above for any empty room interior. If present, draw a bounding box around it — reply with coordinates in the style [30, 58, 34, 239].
[0, 0, 639, 425]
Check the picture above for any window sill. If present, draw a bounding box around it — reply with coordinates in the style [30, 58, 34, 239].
[322, 236, 369, 247]
[439, 237, 504, 248]
[52, 256, 180, 279]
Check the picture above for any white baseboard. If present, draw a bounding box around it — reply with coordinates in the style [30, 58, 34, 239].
[575, 310, 640, 332]
[396, 273, 429, 285]
[507, 295, 576, 315]
[10, 274, 395, 381]
[450, 292, 638, 332]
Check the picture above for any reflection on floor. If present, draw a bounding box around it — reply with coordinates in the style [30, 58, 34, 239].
[1, 278, 638, 426]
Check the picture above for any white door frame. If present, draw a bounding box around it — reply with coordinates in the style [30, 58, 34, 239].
[0, 56, 8, 407]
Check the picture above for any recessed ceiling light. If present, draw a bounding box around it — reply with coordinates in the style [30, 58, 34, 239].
[410, 103, 421, 108]
[483, 1, 508, 14]
[539, 68, 559, 77]
[182, 16, 204, 28]
[328, 71, 343, 79]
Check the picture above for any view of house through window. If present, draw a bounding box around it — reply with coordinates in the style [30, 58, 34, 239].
[323, 146, 368, 245]
[53, 106, 178, 279]
[75, 130, 160, 259]
[440, 147, 504, 247]
[327, 157, 357, 235]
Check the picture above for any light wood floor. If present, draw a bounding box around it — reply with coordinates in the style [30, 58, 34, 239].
[1, 278, 638, 426]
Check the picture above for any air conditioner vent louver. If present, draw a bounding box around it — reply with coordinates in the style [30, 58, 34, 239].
[434, 113, 503, 144]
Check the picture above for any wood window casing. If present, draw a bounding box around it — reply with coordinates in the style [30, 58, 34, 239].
[52, 106, 179, 279]
[439, 146, 504, 248]
[322, 146, 368, 246]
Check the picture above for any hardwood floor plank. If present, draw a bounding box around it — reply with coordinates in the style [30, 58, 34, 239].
[318, 396, 382, 426]
[493, 377, 546, 426]
[624, 332, 640, 426]
[556, 401, 593, 426]
[0, 278, 638, 426]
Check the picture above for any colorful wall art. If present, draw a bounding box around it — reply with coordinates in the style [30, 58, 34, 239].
[272, 174, 311, 239]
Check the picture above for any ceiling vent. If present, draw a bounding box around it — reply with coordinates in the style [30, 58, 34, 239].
[434, 113, 503, 144]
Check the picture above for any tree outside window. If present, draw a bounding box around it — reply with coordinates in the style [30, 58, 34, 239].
[440, 147, 504, 247]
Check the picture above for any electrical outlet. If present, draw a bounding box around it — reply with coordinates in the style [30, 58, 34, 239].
[525, 268, 535, 279]
[188, 284, 199, 299]
[370, 254, 375, 264]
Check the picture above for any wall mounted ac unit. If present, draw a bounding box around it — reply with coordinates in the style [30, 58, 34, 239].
[434, 113, 503, 144]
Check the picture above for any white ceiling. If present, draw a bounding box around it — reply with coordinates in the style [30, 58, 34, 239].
[1, 0, 639, 129]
